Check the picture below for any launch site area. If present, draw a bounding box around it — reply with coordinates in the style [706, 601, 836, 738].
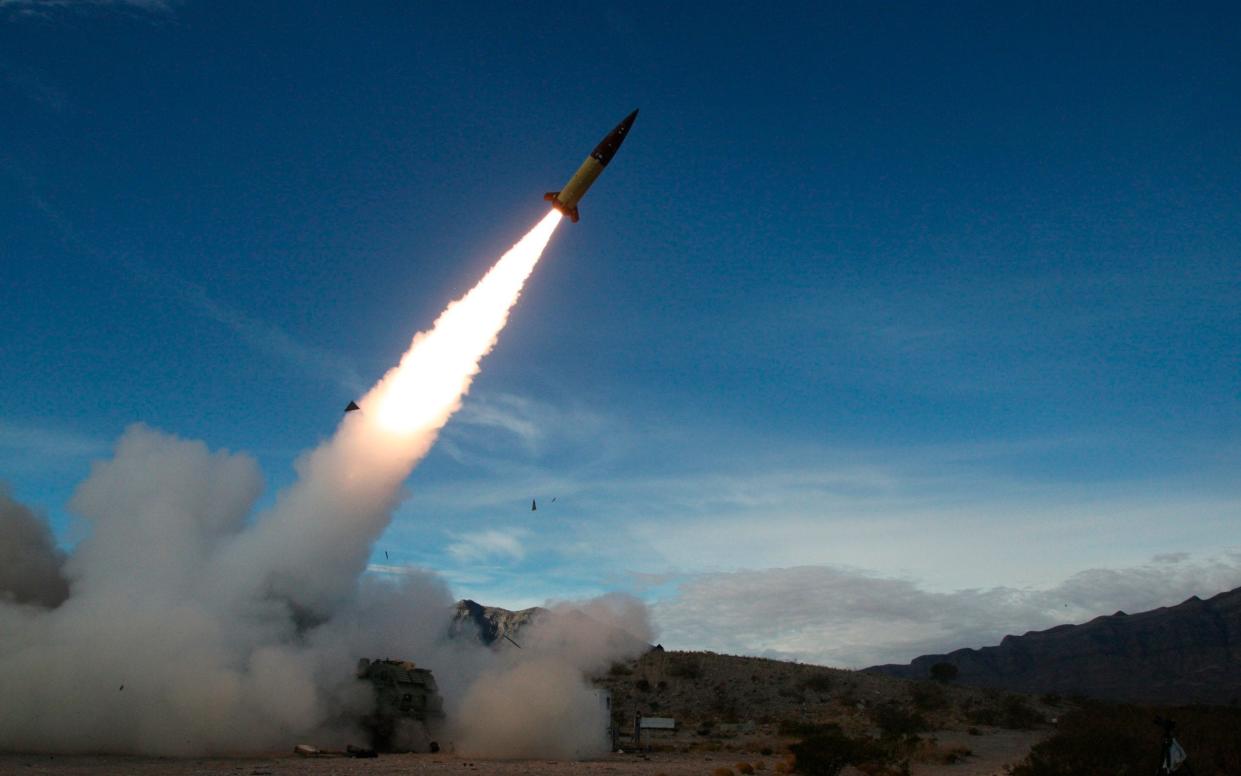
[2, 3, 1239, 775]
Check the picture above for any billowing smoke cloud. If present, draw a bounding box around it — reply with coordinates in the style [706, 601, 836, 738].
[0, 211, 651, 756]
[0, 486, 69, 608]
[454, 594, 653, 759]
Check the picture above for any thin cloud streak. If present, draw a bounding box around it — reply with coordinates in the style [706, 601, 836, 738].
[0, 421, 108, 474]
[26, 194, 364, 394]
[446, 528, 528, 564]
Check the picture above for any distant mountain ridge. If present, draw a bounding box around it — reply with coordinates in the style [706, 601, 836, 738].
[450, 599, 653, 656]
[866, 587, 1241, 705]
[450, 599, 546, 646]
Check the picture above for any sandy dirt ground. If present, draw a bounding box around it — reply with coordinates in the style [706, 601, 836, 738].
[0, 729, 1043, 776]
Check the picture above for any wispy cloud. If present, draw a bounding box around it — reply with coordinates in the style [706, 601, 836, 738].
[446, 528, 529, 564]
[651, 551, 1241, 668]
[171, 277, 366, 394]
[442, 391, 609, 464]
[0, 0, 177, 17]
[365, 562, 426, 577]
[26, 194, 364, 394]
[0, 420, 108, 471]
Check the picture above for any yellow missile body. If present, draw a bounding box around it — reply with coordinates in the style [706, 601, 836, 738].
[545, 109, 638, 223]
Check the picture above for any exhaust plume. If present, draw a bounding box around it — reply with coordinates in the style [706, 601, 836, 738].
[0, 486, 69, 608]
[0, 210, 659, 758]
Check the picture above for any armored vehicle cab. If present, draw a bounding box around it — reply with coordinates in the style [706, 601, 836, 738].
[356, 658, 444, 752]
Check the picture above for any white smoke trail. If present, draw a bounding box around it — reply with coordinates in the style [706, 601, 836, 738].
[0, 210, 602, 756]
[213, 209, 563, 619]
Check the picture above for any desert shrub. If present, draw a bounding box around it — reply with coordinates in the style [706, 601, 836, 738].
[1010, 701, 1241, 776]
[908, 681, 947, 711]
[779, 720, 836, 737]
[712, 687, 740, 723]
[1040, 692, 1062, 706]
[1001, 695, 1045, 729]
[736, 762, 755, 774]
[966, 727, 980, 736]
[635, 678, 651, 692]
[669, 657, 703, 679]
[800, 673, 834, 694]
[786, 724, 903, 776]
[713, 768, 735, 776]
[658, 680, 668, 690]
[964, 704, 1000, 726]
[836, 685, 860, 708]
[872, 702, 928, 739]
[609, 662, 632, 676]
[788, 727, 855, 776]
[929, 662, 958, 682]
[760, 746, 774, 755]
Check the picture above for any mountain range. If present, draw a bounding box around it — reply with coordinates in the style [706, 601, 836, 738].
[867, 587, 1241, 705]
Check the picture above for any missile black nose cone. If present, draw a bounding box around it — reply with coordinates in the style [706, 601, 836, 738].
[591, 108, 640, 167]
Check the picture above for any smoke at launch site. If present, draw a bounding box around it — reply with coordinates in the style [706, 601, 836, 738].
[0, 210, 652, 757]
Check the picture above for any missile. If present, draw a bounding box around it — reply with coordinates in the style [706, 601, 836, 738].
[544, 109, 638, 223]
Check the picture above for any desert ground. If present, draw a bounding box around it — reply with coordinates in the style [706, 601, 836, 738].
[0, 728, 1043, 776]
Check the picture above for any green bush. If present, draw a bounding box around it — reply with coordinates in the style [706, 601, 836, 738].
[1001, 695, 1045, 730]
[800, 673, 834, 694]
[788, 726, 855, 776]
[872, 702, 928, 739]
[1010, 702, 1241, 776]
[909, 681, 948, 711]
[668, 657, 702, 679]
[789, 726, 899, 776]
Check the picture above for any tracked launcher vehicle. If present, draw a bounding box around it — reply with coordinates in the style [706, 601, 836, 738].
[356, 658, 445, 752]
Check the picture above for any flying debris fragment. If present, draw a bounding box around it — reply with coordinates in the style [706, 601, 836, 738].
[344, 401, 361, 413]
[545, 109, 638, 223]
[531, 499, 537, 511]
[502, 633, 523, 649]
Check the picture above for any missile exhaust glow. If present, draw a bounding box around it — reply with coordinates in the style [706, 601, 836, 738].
[370, 210, 563, 436]
[218, 209, 565, 619]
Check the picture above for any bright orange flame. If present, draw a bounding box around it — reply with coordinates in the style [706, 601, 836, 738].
[366, 209, 563, 436]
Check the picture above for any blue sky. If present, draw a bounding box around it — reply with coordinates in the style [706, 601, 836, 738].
[2, 1, 1239, 665]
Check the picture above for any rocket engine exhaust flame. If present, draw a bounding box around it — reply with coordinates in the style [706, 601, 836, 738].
[0, 209, 661, 758]
[370, 210, 562, 436]
[212, 209, 564, 620]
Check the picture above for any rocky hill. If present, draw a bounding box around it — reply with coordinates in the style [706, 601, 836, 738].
[450, 599, 652, 656]
[450, 599, 545, 646]
[867, 587, 1241, 705]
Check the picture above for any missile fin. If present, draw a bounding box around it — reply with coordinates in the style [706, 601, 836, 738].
[544, 192, 580, 223]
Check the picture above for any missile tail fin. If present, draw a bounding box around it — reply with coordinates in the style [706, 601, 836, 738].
[543, 192, 580, 223]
